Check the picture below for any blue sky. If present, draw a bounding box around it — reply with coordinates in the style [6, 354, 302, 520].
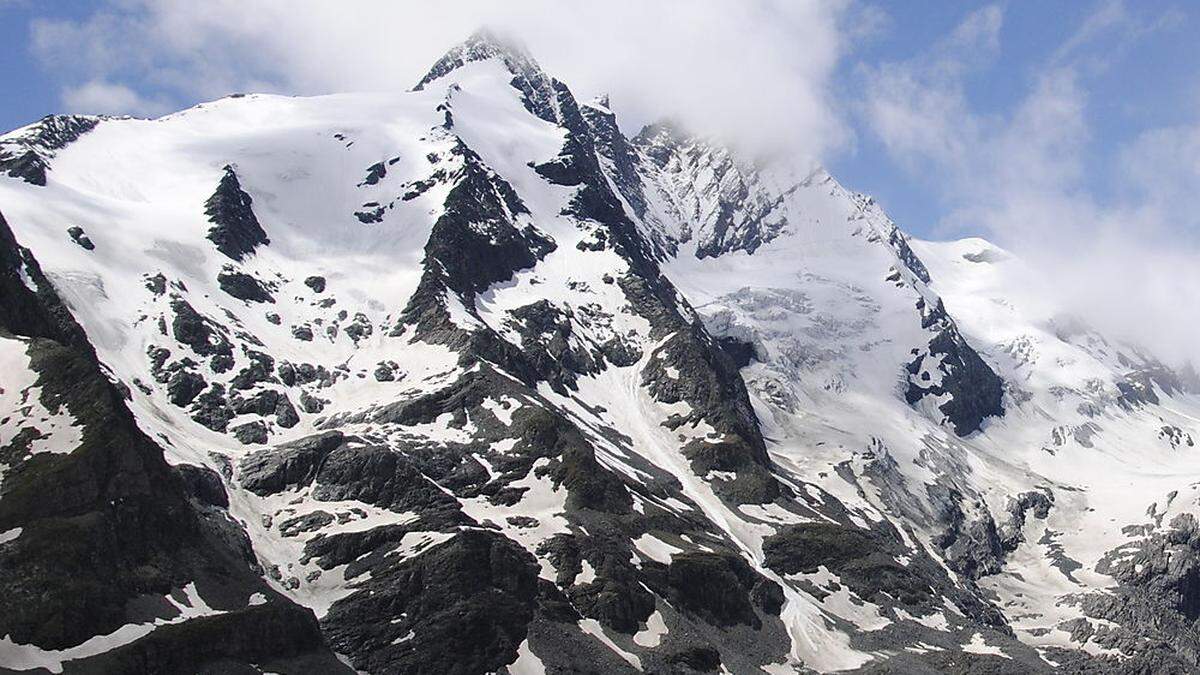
[831, 0, 1198, 237]
[1, 0, 1197, 358]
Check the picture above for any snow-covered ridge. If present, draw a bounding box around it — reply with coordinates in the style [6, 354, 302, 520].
[0, 30, 1198, 674]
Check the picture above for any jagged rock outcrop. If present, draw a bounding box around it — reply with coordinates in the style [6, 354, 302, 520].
[205, 165, 270, 261]
[0, 115, 101, 186]
[906, 298, 1005, 436]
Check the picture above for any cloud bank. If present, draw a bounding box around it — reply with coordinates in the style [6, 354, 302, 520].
[30, 0, 853, 159]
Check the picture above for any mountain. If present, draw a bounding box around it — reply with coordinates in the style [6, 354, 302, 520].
[1, 30, 1198, 674]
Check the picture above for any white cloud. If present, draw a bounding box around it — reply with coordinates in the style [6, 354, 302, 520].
[29, 0, 853, 158]
[1120, 123, 1200, 216]
[60, 79, 170, 117]
[860, 2, 1200, 366]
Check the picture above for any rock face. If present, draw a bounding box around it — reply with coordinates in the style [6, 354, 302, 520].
[906, 298, 1005, 436]
[414, 29, 560, 124]
[1, 30, 1198, 675]
[322, 530, 541, 674]
[205, 165, 270, 261]
[67, 225, 95, 250]
[218, 268, 275, 303]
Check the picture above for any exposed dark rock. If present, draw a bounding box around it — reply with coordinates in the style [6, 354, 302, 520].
[344, 312, 374, 343]
[569, 574, 656, 634]
[715, 335, 756, 369]
[205, 165, 269, 261]
[322, 529, 540, 675]
[230, 350, 276, 390]
[401, 141, 553, 320]
[998, 489, 1054, 551]
[299, 390, 327, 414]
[239, 431, 346, 496]
[666, 552, 776, 628]
[191, 383, 234, 432]
[275, 395, 300, 428]
[232, 420, 269, 445]
[170, 297, 233, 358]
[1117, 369, 1166, 409]
[581, 97, 650, 220]
[505, 299, 600, 389]
[312, 443, 464, 519]
[643, 332, 778, 504]
[374, 361, 398, 381]
[217, 269, 274, 303]
[541, 425, 633, 514]
[230, 388, 281, 416]
[927, 483, 1005, 579]
[210, 353, 234, 373]
[1070, 514, 1200, 670]
[885, 220, 932, 284]
[354, 205, 385, 224]
[359, 161, 387, 186]
[667, 645, 723, 672]
[1160, 425, 1196, 449]
[277, 361, 297, 386]
[67, 225, 95, 251]
[507, 515, 539, 528]
[304, 275, 326, 293]
[280, 510, 335, 537]
[0, 115, 101, 186]
[166, 368, 207, 407]
[176, 463, 230, 509]
[144, 272, 167, 295]
[66, 603, 350, 674]
[906, 297, 1004, 436]
[402, 177, 440, 201]
[764, 523, 935, 608]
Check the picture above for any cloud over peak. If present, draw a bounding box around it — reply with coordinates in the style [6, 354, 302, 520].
[30, 0, 853, 159]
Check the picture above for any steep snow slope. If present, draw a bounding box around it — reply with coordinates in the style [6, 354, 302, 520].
[1, 30, 1199, 674]
[914, 238, 1200, 659]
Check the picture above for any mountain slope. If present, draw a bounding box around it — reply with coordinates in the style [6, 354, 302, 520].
[1, 31, 1198, 674]
[0, 210, 347, 673]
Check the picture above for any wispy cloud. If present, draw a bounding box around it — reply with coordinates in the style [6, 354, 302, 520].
[860, 1, 1200, 365]
[1050, 0, 1184, 68]
[27, 0, 855, 159]
[60, 79, 171, 117]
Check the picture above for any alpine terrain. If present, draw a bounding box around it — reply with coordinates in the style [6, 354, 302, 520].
[1, 31, 1199, 674]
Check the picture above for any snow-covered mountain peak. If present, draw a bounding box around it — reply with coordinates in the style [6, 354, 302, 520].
[1, 30, 1199, 675]
[413, 28, 564, 127]
[0, 114, 106, 186]
[415, 28, 540, 85]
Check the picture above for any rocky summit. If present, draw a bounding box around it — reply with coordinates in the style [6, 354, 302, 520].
[0, 31, 1198, 674]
